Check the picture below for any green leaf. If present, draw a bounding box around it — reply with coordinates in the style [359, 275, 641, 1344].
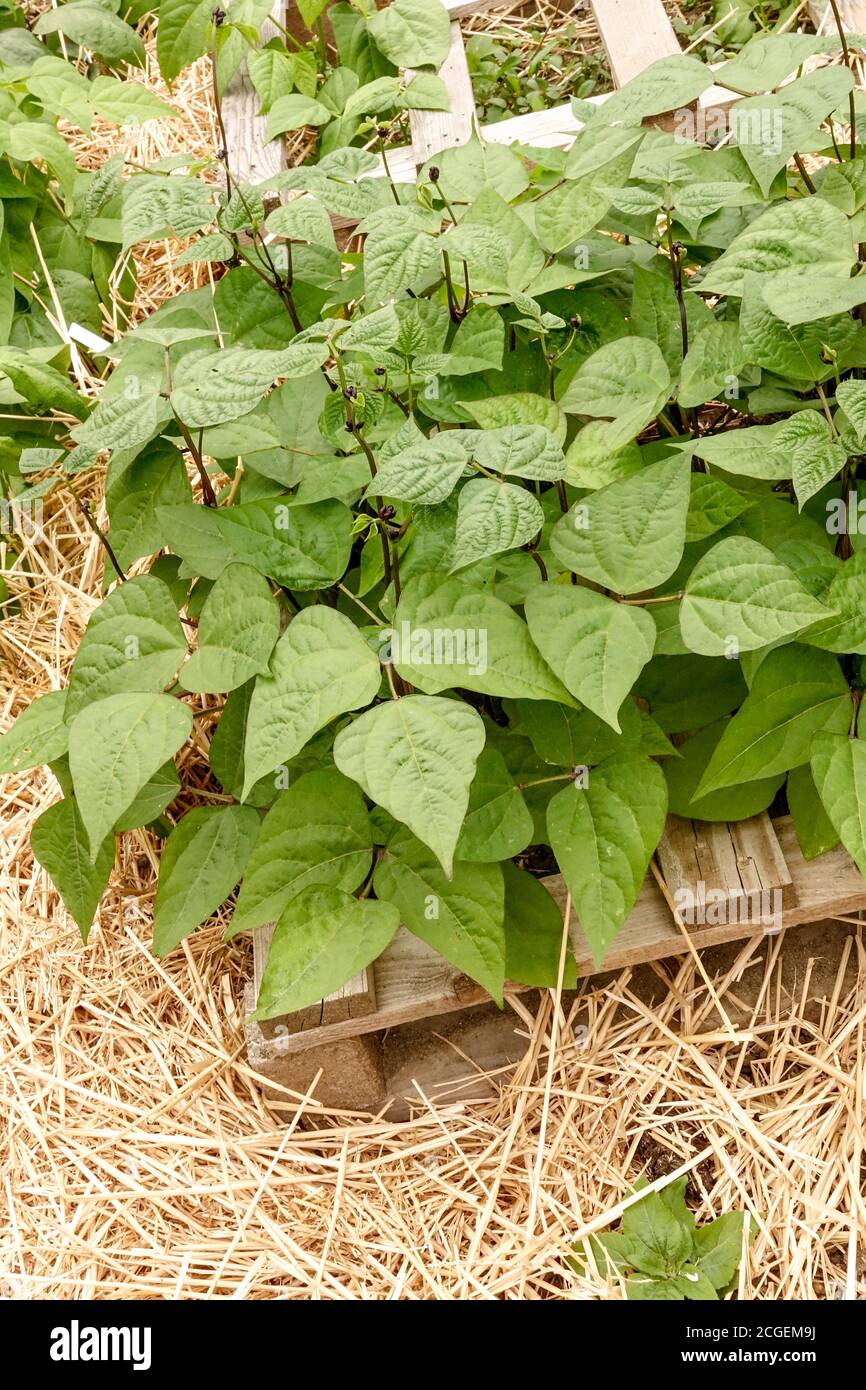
[212, 498, 353, 590]
[666, 719, 785, 822]
[122, 174, 214, 248]
[367, 0, 451, 69]
[403, 71, 450, 110]
[0, 691, 69, 775]
[391, 572, 573, 703]
[74, 384, 172, 455]
[229, 769, 373, 937]
[694, 1212, 750, 1290]
[680, 538, 835, 657]
[31, 797, 114, 943]
[89, 77, 175, 125]
[804, 552, 866, 655]
[243, 606, 381, 797]
[470, 425, 564, 481]
[761, 270, 866, 326]
[619, 1189, 694, 1277]
[0, 350, 87, 421]
[450, 479, 544, 571]
[114, 762, 180, 831]
[69, 693, 193, 859]
[170, 343, 328, 428]
[502, 861, 576, 989]
[417, 306, 507, 377]
[247, 47, 298, 113]
[810, 732, 866, 878]
[787, 763, 839, 859]
[296, 0, 329, 28]
[339, 304, 402, 354]
[374, 829, 505, 1002]
[252, 886, 400, 1021]
[692, 417, 801, 481]
[455, 747, 533, 862]
[686, 474, 751, 543]
[342, 76, 402, 123]
[421, 136, 529, 206]
[373, 433, 470, 504]
[156, 0, 214, 81]
[716, 33, 827, 93]
[592, 53, 713, 125]
[634, 654, 747, 734]
[106, 442, 193, 568]
[533, 174, 609, 255]
[631, 265, 713, 377]
[837, 379, 866, 446]
[466, 393, 566, 442]
[739, 272, 856, 382]
[458, 185, 545, 293]
[558, 337, 671, 438]
[334, 694, 485, 876]
[696, 646, 849, 796]
[511, 696, 643, 768]
[152, 805, 260, 956]
[524, 584, 656, 732]
[678, 321, 745, 410]
[698, 198, 855, 297]
[180, 564, 279, 694]
[547, 754, 667, 966]
[266, 94, 332, 139]
[65, 576, 188, 721]
[549, 458, 690, 595]
[363, 213, 439, 304]
[35, 3, 145, 67]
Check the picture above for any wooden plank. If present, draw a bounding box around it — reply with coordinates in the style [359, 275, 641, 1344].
[246, 816, 866, 1058]
[407, 21, 477, 165]
[442, 0, 502, 16]
[244, 987, 387, 1110]
[730, 815, 795, 907]
[809, 1, 866, 31]
[589, 0, 682, 86]
[221, 1, 286, 187]
[656, 813, 794, 929]
[251, 923, 377, 1034]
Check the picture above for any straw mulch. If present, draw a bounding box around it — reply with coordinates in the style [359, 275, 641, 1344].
[2, 6, 866, 1302]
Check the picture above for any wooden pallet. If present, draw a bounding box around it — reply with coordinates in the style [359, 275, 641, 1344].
[224, 0, 866, 1112]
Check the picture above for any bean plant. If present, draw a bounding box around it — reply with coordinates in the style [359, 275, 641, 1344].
[3, 1, 866, 1022]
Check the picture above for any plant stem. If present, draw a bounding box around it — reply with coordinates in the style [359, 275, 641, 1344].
[620, 591, 684, 605]
[378, 132, 402, 205]
[793, 152, 816, 194]
[517, 772, 575, 790]
[210, 43, 233, 199]
[174, 414, 218, 506]
[332, 344, 397, 594]
[74, 495, 126, 582]
[527, 547, 548, 580]
[829, 0, 857, 157]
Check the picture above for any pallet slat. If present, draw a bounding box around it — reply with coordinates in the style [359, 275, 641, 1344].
[249, 817, 866, 1059]
[589, 0, 682, 84]
[407, 20, 477, 164]
[222, 1, 286, 187]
